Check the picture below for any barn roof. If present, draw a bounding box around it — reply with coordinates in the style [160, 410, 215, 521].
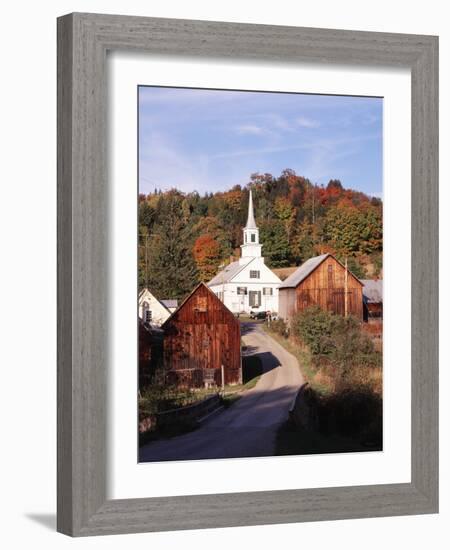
[361, 279, 383, 303]
[279, 253, 363, 289]
[161, 282, 238, 328]
[279, 254, 330, 288]
[207, 258, 253, 286]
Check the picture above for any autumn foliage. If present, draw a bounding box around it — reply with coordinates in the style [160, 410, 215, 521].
[193, 234, 222, 281]
[138, 169, 382, 297]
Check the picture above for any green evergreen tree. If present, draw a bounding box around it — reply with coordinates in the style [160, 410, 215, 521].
[146, 194, 198, 300]
[259, 220, 291, 267]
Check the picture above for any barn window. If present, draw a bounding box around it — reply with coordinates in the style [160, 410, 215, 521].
[144, 310, 152, 323]
[263, 287, 273, 296]
[328, 264, 333, 285]
[195, 296, 207, 312]
[250, 270, 260, 279]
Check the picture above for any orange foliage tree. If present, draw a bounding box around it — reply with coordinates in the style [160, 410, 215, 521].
[193, 234, 222, 282]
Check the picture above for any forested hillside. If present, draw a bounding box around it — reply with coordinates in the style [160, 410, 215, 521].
[138, 169, 382, 300]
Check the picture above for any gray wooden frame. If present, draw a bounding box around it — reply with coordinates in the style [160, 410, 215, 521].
[57, 12, 438, 537]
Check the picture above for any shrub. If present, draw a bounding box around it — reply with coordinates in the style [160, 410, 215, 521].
[326, 315, 378, 383]
[291, 306, 335, 355]
[291, 306, 381, 391]
[270, 317, 289, 338]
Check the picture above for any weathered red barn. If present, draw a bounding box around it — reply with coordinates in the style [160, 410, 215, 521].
[139, 319, 163, 389]
[162, 283, 242, 388]
[278, 253, 364, 321]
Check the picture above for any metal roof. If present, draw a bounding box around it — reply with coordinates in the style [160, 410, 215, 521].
[279, 254, 330, 288]
[207, 259, 253, 286]
[361, 279, 383, 303]
[160, 299, 178, 309]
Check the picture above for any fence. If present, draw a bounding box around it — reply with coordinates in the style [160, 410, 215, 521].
[139, 393, 222, 434]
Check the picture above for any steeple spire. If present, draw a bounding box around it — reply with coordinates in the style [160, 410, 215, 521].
[240, 189, 262, 262]
[245, 189, 257, 229]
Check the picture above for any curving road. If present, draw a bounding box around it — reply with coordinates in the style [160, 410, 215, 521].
[139, 321, 304, 462]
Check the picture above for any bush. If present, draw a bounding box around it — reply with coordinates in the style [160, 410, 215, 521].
[291, 306, 335, 355]
[291, 306, 381, 391]
[319, 387, 382, 446]
[270, 318, 289, 338]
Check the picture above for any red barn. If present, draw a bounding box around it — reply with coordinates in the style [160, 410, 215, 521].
[138, 319, 163, 388]
[162, 283, 242, 388]
[278, 253, 364, 322]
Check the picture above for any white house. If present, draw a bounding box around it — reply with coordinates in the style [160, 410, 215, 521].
[208, 190, 281, 314]
[138, 288, 172, 326]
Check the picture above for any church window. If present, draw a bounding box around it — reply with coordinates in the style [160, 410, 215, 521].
[263, 287, 273, 296]
[251, 234, 256, 242]
[250, 270, 260, 279]
[237, 287, 247, 295]
[144, 310, 152, 323]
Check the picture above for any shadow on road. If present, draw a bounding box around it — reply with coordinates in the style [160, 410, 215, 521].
[248, 350, 280, 376]
[240, 321, 264, 336]
[139, 384, 299, 462]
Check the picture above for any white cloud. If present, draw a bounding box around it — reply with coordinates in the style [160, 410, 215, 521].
[235, 124, 265, 136]
[296, 116, 320, 128]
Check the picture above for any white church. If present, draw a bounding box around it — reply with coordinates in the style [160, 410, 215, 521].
[208, 190, 281, 314]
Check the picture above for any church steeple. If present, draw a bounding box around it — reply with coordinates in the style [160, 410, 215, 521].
[240, 189, 263, 263]
[245, 189, 257, 229]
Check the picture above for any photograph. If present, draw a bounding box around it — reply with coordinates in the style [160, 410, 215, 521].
[137, 86, 383, 462]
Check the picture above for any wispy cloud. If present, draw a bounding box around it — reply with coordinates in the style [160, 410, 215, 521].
[138, 87, 383, 195]
[235, 124, 266, 136]
[296, 116, 320, 128]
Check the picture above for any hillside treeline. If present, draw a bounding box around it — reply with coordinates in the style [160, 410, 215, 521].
[138, 169, 382, 300]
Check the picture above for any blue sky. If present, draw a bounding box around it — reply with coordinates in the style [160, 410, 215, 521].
[139, 86, 382, 197]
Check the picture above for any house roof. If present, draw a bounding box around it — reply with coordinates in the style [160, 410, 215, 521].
[279, 253, 363, 289]
[138, 287, 171, 313]
[160, 299, 178, 309]
[361, 279, 383, 303]
[272, 266, 298, 281]
[207, 258, 253, 286]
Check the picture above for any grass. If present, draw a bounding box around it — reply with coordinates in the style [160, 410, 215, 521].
[265, 319, 382, 452]
[139, 386, 218, 418]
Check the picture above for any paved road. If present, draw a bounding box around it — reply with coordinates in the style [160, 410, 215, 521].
[139, 322, 304, 462]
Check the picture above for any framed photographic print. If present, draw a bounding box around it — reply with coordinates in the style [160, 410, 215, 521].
[57, 13, 438, 536]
